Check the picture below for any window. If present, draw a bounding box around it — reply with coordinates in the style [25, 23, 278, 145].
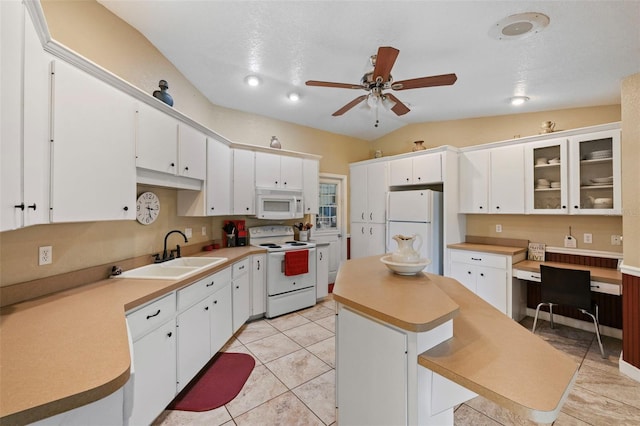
[316, 182, 338, 230]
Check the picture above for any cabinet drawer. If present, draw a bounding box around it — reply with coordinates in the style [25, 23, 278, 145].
[449, 250, 507, 269]
[177, 267, 231, 311]
[232, 258, 249, 278]
[127, 293, 176, 340]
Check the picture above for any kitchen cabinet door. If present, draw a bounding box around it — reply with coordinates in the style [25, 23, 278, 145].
[136, 101, 178, 174]
[251, 254, 266, 316]
[350, 164, 368, 223]
[458, 150, 489, 213]
[255, 152, 281, 188]
[233, 149, 255, 214]
[303, 158, 319, 214]
[177, 124, 207, 180]
[476, 266, 508, 314]
[449, 261, 476, 293]
[489, 145, 525, 213]
[413, 153, 442, 184]
[129, 319, 177, 426]
[568, 129, 621, 215]
[232, 260, 251, 333]
[50, 60, 136, 223]
[389, 157, 413, 186]
[176, 298, 211, 391]
[209, 284, 233, 355]
[207, 138, 231, 215]
[525, 137, 569, 214]
[367, 162, 388, 223]
[1, 1, 49, 230]
[350, 223, 386, 259]
[316, 246, 329, 299]
[280, 155, 303, 190]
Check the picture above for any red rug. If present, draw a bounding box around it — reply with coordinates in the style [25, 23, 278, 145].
[169, 352, 255, 411]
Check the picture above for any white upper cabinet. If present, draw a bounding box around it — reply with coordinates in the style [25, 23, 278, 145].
[303, 158, 319, 214]
[458, 150, 489, 213]
[525, 137, 569, 214]
[568, 129, 621, 215]
[389, 153, 441, 186]
[177, 124, 207, 180]
[489, 145, 525, 214]
[350, 162, 387, 224]
[1, 1, 50, 231]
[232, 149, 255, 214]
[255, 152, 303, 190]
[135, 101, 178, 174]
[50, 60, 136, 222]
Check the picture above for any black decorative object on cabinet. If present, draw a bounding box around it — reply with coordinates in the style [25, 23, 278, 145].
[153, 79, 174, 106]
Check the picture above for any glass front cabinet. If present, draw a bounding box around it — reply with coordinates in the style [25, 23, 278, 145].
[525, 129, 621, 215]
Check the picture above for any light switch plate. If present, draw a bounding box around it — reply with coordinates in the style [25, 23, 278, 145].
[185, 228, 192, 238]
[583, 233, 592, 244]
[496, 224, 502, 233]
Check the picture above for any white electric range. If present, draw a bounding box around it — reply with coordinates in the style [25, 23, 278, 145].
[249, 226, 317, 318]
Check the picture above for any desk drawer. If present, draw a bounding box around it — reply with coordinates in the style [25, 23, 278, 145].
[450, 250, 507, 269]
[127, 293, 176, 340]
[590, 281, 621, 296]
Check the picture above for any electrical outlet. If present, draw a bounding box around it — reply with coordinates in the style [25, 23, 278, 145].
[611, 235, 622, 246]
[185, 228, 192, 238]
[496, 224, 502, 233]
[201, 226, 207, 236]
[39, 246, 52, 265]
[583, 233, 592, 244]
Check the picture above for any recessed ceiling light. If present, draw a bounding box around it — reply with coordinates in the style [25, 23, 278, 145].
[288, 92, 300, 102]
[489, 12, 550, 40]
[244, 75, 261, 87]
[510, 96, 530, 106]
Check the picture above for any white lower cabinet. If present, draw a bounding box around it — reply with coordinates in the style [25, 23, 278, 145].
[350, 222, 386, 259]
[251, 254, 266, 316]
[126, 294, 177, 426]
[232, 259, 251, 333]
[209, 284, 233, 355]
[176, 298, 212, 391]
[316, 245, 329, 299]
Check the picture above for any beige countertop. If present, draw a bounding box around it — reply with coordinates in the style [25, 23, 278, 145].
[334, 255, 577, 424]
[447, 242, 528, 256]
[513, 260, 622, 285]
[0, 246, 264, 425]
[332, 256, 460, 332]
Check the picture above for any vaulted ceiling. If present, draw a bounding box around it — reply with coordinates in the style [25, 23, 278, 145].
[98, 1, 640, 141]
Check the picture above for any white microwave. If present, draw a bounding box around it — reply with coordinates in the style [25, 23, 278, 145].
[255, 188, 304, 220]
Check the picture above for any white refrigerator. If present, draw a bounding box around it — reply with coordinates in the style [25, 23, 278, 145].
[386, 189, 443, 274]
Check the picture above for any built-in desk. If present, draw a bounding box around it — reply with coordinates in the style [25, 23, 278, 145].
[513, 260, 622, 295]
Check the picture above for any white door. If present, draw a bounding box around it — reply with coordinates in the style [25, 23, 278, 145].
[316, 174, 347, 282]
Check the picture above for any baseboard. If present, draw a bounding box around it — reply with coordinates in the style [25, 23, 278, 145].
[525, 308, 622, 339]
[620, 355, 640, 383]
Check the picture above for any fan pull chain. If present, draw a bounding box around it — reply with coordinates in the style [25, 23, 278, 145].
[374, 103, 379, 128]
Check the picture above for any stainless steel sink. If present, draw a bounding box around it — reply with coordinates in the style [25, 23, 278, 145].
[113, 257, 228, 280]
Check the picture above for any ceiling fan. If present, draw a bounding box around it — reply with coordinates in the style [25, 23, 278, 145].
[306, 46, 457, 126]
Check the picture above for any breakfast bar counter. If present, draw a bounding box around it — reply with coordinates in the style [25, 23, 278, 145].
[333, 255, 578, 425]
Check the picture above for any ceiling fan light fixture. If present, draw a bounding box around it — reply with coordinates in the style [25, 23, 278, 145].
[287, 92, 300, 102]
[244, 75, 261, 87]
[489, 12, 550, 40]
[510, 96, 530, 106]
[381, 95, 396, 111]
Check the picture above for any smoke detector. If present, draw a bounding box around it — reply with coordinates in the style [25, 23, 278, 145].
[489, 12, 550, 40]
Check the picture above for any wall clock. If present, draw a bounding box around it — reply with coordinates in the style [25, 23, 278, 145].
[136, 191, 160, 225]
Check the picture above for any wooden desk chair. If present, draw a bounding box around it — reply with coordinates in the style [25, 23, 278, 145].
[531, 265, 605, 358]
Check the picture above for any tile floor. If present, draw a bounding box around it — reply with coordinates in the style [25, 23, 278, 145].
[154, 296, 640, 425]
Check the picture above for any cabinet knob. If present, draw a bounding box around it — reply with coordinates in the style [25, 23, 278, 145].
[284, 182, 287, 185]
[246, 207, 250, 211]
[467, 271, 472, 275]
[213, 300, 218, 304]
[14, 203, 25, 211]
[205, 306, 209, 311]
[275, 181, 278, 185]
[479, 206, 483, 210]
[123, 206, 129, 211]
[406, 178, 409, 182]
[417, 177, 421, 181]
[496, 206, 500, 210]
[185, 166, 189, 171]
[211, 207, 215, 210]
[562, 205, 566, 209]
[574, 205, 579, 209]
[167, 332, 172, 338]
[236, 285, 239, 289]
[480, 273, 485, 277]
[170, 162, 175, 167]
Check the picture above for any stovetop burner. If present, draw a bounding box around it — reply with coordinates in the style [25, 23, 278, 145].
[260, 243, 281, 248]
[288, 242, 308, 246]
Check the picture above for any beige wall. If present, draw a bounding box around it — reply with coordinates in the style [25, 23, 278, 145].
[622, 73, 640, 267]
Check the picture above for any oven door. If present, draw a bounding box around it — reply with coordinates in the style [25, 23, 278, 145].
[266, 249, 317, 296]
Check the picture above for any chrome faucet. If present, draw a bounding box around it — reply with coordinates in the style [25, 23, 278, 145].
[155, 230, 188, 263]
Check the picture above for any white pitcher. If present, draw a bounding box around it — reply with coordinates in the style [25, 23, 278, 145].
[391, 234, 423, 263]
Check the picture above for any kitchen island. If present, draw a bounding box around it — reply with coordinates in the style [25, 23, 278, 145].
[332, 255, 578, 425]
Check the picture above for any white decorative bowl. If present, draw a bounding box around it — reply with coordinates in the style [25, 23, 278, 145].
[380, 255, 431, 275]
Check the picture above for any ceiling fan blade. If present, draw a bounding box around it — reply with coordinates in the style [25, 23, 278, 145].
[372, 46, 400, 83]
[392, 73, 458, 91]
[306, 80, 363, 89]
[332, 95, 368, 116]
[384, 93, 410, 116]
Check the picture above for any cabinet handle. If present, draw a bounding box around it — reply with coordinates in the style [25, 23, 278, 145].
[206, 281, 214, 287]
[211, 206, 215, 210]
[239, 265, 245, 270]
[167, 332, 172, 338]
[574, 205, 579, 209]
[257, 260, 260, 270]
[479, 206, 483, 210]
[284, 182, 287, 185]
[406, 178, 410, 182]
[14, 203, 25, 211]
[184, 166, 189, 171]
[320, 252, 323, 260]
[417, 177, 421, 181]
[370, 212, 373, 220]
[170, 162, 175, 167]
[361, 212, 365, 220]
[369, 227, 373, 235]
[562, 205, 566, 209]
[361, 227, 365, 234]
[275, 181, 279, 185]
[213, 300, 218, 304]
[467, 271, 472, 274]
[496, 206, 500, 210]
[293, 282, 296, 286]
[471, 257, 482, 261]
[28, 203, 37, 211]
[146, 309, 161, 319]
[480, 273, 485, 277]
[205, 306, 209, 310]
[236, 285, 239, 289]
[123, 206, 128, 211]
[246, 207, 250, 211]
